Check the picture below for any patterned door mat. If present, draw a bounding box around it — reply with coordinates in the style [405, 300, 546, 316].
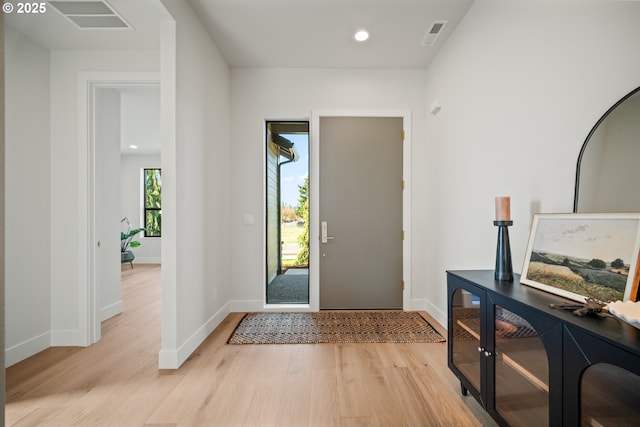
[227, 311, 445, 344]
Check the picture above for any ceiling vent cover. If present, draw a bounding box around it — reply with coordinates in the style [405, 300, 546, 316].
[420, 20, 448, 46]
[49, 1, 131, 29]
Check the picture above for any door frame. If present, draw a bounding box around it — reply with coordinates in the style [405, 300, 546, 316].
[78, 71, 160, 345]
[309, 110, 412, 311]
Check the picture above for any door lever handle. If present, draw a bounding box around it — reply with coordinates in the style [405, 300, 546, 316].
[321, 221, 335, 243]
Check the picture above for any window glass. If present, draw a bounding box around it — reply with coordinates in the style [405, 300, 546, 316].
[144, 168, 161, 237]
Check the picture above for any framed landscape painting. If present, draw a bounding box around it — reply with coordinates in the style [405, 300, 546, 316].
[521, 213, 640, 303]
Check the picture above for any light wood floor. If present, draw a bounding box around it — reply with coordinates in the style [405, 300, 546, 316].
[5, 264, 497, 427]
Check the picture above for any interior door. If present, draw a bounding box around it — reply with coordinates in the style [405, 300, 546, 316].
[95, 88, 122, 331]
[319, 116, 403, 309]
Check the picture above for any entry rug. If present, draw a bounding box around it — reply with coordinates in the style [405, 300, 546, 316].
[227, 311, 445, 344]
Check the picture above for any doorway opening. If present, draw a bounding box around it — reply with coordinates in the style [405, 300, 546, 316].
[265, 121, 309, 304]
[82, 74, 160, 346]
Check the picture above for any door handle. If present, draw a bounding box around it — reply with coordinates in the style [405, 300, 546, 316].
[321, 221, 335, 243]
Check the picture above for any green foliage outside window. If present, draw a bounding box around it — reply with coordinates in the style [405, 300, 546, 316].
[144, 168, 162, 237]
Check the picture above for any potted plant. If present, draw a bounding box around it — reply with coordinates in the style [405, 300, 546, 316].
[121, 217, 145, 267]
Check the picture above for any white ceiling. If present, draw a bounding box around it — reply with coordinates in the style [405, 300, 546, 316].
[5, 0, 169, 50]
[6, 0, 475, 69]
[189, 0, 475, 69]
[6, 0, 475, 153]
[119, 86, 161, 154]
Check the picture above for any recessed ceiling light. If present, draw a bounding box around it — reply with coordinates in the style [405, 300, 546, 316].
[129, 145, 139, 150]
[354, 30, 369, 42]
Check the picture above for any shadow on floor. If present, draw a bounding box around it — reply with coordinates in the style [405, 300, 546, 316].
[267, 268, 309, 304]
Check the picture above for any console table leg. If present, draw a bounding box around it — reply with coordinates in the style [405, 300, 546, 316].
[460, 383, 468, 396]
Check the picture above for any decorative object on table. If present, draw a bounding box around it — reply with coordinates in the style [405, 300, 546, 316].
[549, 297, 611, 318]
[494, 196, 513, 281]
[521, 213, 640, 303]
[607, 300, 640, 329]
[121, 217, 145, 268]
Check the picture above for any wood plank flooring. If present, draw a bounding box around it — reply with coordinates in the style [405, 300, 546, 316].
[5, 264, 497, 427]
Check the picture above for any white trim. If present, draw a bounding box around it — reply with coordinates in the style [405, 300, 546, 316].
[158, 301, 232, 369]
[231, 299, 311, 313]
[262, 117, 313, 310]
[310, 109, 412, 311]
[100, 300, 123, 322]
[126, 257, 162, 264]
[261, 304, 310, 312]
[78, 71, 161, 347]
[411, 298, 446, 329]
[50, 329, 83, 347]
[5, 332, 50, 367]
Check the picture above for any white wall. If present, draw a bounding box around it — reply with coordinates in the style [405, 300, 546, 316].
[120, 153, 161, 263]
[50, 50, 159, 346]
[158, 0, 232, 369]
[230, 68, 427, 310]
[1, 11, 5, 411]
[421, 0, 640, 326]
[4, 27, 51, 366]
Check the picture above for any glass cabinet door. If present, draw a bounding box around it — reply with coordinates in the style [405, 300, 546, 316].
[581, 363, 640, 426]
[494, 306, 549, 427]
[451, 288, 482, 393]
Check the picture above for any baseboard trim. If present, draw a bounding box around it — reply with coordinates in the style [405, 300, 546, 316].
[5, 331, 50, 367]
[100, 300, 123, 322]
[51, 328, 85, 347]
[125, 257, 161, 265]
[228, 299, 316, 312]
[158, 301, 232, 369]
[411, 298, 446, 330]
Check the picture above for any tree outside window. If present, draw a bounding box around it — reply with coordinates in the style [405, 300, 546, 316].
[144, 168, 161, 237]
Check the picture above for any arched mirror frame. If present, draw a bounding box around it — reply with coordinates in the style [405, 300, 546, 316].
[573, 86, 640, 212]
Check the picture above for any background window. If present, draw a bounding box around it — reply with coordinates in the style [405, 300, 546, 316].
[144, 168, 161, 237]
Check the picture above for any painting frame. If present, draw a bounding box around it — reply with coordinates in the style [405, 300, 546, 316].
[521, 213, 640, 303]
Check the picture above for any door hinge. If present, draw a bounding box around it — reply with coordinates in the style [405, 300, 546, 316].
[402, 280, 405, 291]
[402, 130, 405, 141]
[402, 180, 405, 190]
[402, 230, 405, 240]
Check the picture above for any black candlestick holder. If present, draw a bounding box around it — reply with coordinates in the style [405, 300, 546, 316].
[494, 220, 513, 282]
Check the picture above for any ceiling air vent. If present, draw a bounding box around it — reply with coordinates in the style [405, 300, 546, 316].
[49, 1, 131, 29]
[420, 20, 448, 46]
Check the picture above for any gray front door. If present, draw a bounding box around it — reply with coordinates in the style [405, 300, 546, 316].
[319, 116, 403, 309]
